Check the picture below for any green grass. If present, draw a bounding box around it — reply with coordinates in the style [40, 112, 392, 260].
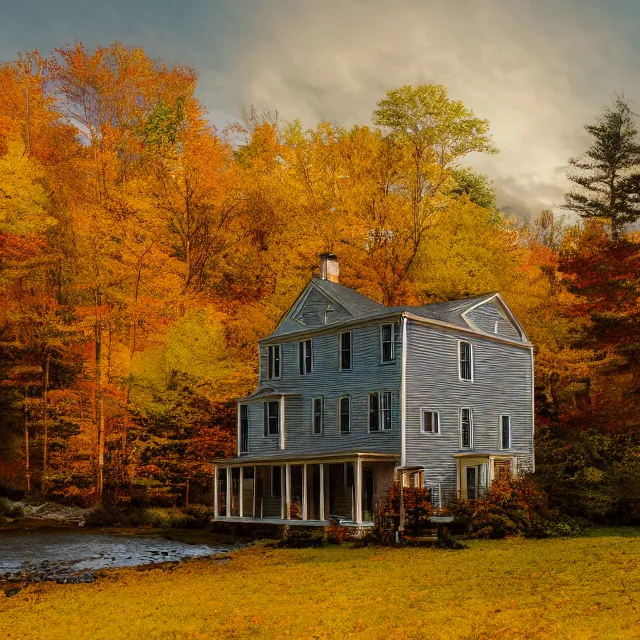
[2, 530, 640, 639]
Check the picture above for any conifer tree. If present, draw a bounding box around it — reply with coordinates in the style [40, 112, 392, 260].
[564, 95, 640, 240]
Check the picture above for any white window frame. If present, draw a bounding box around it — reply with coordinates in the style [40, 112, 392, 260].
[339, 331, 353, 371]
[459, 407, 473, 449]
[500, 415, 511, 449]
[458, 340, 473, 382]
[369, 391, 392, 432]
[339, 395, 351, 434]
[267, 344, 281, 380]
[420, 409, 440, 435]
[239, 404, 249, 454]
[264, 401, 280, 437]
[380, 324, 395, 363]
[299, 339, 313, 375]
[311, 396, 324, 436]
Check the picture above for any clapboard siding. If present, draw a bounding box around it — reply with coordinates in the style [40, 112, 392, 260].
[246, 321, 402, 457]
[466, 301, 522, 341]
[405, 321, 534, 489]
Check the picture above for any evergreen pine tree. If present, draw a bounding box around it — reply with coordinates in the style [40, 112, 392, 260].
[564, 95, 640, 240]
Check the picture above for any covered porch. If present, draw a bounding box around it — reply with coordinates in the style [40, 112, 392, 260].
[213, 452, 399, 526]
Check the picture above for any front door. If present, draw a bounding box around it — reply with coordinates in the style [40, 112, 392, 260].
[466, 465, 479, 501]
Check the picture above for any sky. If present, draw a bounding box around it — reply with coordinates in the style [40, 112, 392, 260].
[2, 0, 640, 215]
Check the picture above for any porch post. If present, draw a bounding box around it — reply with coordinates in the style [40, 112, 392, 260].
[319, 463, 325, 521]
[285, 464, 291, 519]
[355, 457, 363, 525]
[226, 467, 231, 517]
[280, 466, 285, 519]
[302, 463, 308, 520]
[213, 464, 219, 518]
[253, 466, 257, 518]
[239, 466, 244, 518]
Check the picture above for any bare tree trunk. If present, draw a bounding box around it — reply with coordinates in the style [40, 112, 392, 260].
[24, 386, 30, 493]
[42, 352, 51, 497]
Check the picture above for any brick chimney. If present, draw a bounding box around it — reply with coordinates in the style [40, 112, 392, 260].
[319, 253, 339, 283]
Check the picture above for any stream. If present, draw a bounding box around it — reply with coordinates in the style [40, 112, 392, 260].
[0, 530, 237, 585]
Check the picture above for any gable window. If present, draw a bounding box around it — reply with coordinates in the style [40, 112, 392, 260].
[500, 415, 511, 449]
[263, 401, 279, 436]
[460, 407, 473, 448]
[381, 324, 395, 362]
[312, 397, 324, 435]
[267, 345, 281, 379]
[459, 341, 473, 381]
[340, 331, 352, 371]
[339, 396, 351, 433]
[299, 339, 313, 375]
[239, 405, 249, 454]
[421, 410, 440, 434]
[369, 392, 392, 432]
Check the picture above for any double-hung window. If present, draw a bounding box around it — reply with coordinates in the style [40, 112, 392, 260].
[369, 391, 392, 431]
[339, 396, 351, 433]
[340, 332, 352, 371]
[381, 324, 395, 362]
[421, 410, 440, 434]
[460, 407, 473, 448]
[459, 341, 473, 381]
[500, 415, 511, 449]
[312, 397, 324, 435]
[263, 401, 280, 436]
[299, 339, 313, 375]
[239, 405, 249, 454]
[267, 345, 281, 379]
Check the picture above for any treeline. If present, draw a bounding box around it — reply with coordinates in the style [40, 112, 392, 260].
[0, 43, 638, 520]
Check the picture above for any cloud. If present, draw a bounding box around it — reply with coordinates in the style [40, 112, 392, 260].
[2, 0, 640, 214]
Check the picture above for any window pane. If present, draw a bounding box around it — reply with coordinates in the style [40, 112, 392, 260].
[305, 339, 312, 373]
[369, 393, 379, 431]
[240, 405, 248, 453]
[460, 342, 472, 380]
[341, 333, 351, 370]
[381, 325, 393, 361]
[268, 401, 279, 435]
[502, 416, 510, 448]
[423, 411, 437, 433]
[461, 408, 471, 447]
[274, 345, 280, 378]
[340, 397, 350, 433]
[268, 347, 273, 379]
[382, 392, 392, 430]
[299, 342, 304, 375]
[313, 398, 322, 434]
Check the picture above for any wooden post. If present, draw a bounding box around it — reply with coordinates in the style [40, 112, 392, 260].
[226, 467, 231, 517]
[355, 458, 363, 524]
[239, 467, 244, 518]
[253, 466, 257, 518]
[319, 464, 325, 521]
[213, 464, 219, 518]
[285, 464, 291, 519]
[302, 464, 308, 520]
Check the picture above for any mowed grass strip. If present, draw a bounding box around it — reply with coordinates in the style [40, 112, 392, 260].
[1, 529, 640, 640]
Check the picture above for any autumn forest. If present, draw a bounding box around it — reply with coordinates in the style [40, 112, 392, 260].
[1, 42, 639, 523]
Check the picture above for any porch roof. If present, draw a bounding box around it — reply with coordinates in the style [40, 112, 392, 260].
[452, 450, 525, 458]
[213, 450, 400, 466]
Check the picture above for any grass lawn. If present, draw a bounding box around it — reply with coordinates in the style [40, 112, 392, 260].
[1, 529, 640, 640]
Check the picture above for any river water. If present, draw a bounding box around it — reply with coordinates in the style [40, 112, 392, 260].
[0, 530, 237, 584]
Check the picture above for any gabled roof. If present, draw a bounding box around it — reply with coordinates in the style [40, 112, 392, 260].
[268, 278, 385, 339]
[264, 279, 529, 344]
